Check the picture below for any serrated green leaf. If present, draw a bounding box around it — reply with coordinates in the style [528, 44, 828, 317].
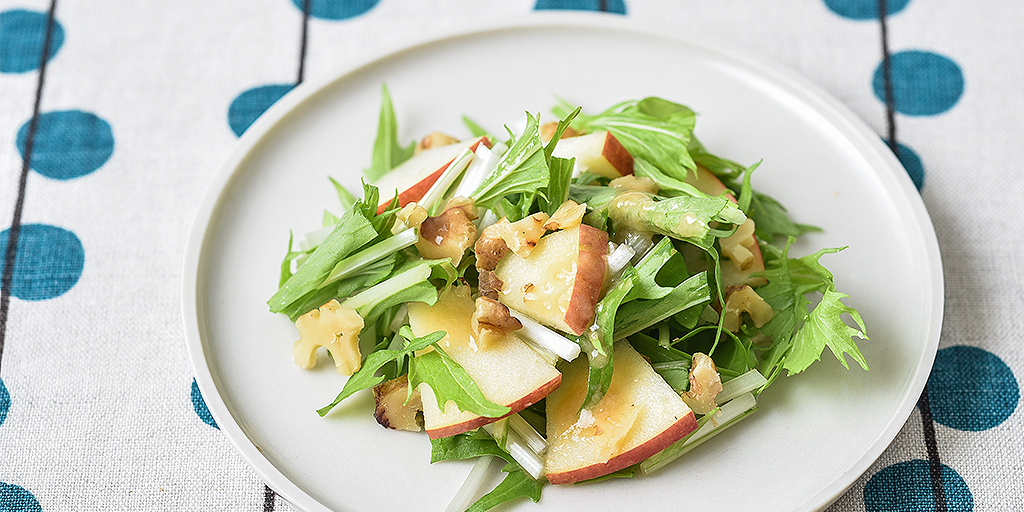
[410, 346, 510, 419]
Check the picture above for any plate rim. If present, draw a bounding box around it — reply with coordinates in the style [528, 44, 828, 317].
[182, 12, 944, 512]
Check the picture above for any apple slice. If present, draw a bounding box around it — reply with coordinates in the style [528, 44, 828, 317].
[545, 341, 698, 485]
[374, 135, 490, 214]
[408, 285, 561, 439]
[493, 224, 608, 336]
[550, 130, 633, 179]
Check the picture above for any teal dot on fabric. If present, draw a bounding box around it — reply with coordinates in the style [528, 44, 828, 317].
[0, 224, 84, 301]
[534, 0, 627, 13]
[873, 50, 964, 116]
[864, 460, 973, 512]
[0, 483, 42, 512]
[16, 110, 115, 180]
[290, 0, 380, 20]
[191, 378, 219, 429]
[0, 9, 64, 73]
[823, 0, 910, 19]
[927, 346, 1018, 431]
[0, 379, 9, 427]
[884, 139, 924, 190]
[228, 84, 294, 137]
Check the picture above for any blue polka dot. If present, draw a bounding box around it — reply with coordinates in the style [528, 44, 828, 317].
[290, 0, 380, 21]
[0, 224, 84, 301]
[873, 50, 964, 116]
[926, 346, 1018, 431]
[0, 483, 42, 512]
[16, 110, 115, 180]
[823, 0, 910, 19]
[884, 139, 925, 190]
[534, 0, 627, 14]
[0, 9, 64, 74]
[228, 84, 294, 137]
[0, 379, 9, 427]
[191, 378, 218, 429]
[864, 460, 973, 511]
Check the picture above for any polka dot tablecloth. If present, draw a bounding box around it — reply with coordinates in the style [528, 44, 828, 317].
[1, 0, 1021, 510]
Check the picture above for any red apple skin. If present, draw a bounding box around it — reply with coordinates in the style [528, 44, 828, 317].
[545, 415, 698, 485]
[563, 225, 608, 334]
[376, 136, 490, 214]
[544, 341, 698, 485]
[424, 376, 560, 439]
[409, 285, 561, 439]
[599, 131, 634, 177]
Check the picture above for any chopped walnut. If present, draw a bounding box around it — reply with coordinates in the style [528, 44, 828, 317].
[493, 213, 550, 258]
[477, 269, 504, 300]
[474, 223, 509, 272]
[373, 375, 423, 432]
[293, 299, 364, 375]
[722, 285, 775, 332]
[540, 121, 582, 143]
[543, 200, 587, 231]
[609, 175, 660, 195]
[471, 296, 522, 350]
[680, 352, 723, 415]
[414, 132, 460, 154]
[391, 202, 428, 234]
[720, 218, 758, 271]
[416, 196, 478, 265]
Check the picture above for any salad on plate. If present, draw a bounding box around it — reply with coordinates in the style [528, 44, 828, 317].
[266, 87, 868, 511]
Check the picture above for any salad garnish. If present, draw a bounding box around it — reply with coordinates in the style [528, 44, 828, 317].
[267, 86, 868, 511]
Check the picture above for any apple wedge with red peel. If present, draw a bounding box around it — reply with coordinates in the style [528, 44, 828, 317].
[408, 285, 561, 439]
[493, 224, 608, 336]
[545, 341, 698, 485]
[550, 130, 634, 179]
[374, 136, 490, 214]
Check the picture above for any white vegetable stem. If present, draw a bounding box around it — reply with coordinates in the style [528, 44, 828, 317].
[607, 242, 636, 276]
[317, 228, 418, 289]
[445, 456, 496, 512]
[640, 392, 758, 474]
[482, 420, 546, 480]
[420, 148, 475, 213]
[454, 144, 502, 198]
[717, 369, 768, 404]
[509, 308, 581, 361]
[508, 414, 548, 456]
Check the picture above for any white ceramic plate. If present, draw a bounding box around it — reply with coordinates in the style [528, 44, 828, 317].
[184, 15, 943, 512]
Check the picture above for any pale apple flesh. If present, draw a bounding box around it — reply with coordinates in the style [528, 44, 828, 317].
[408, 285, 561, 439]
[550, 130, 634, 179]
[545, 341, 698, 485]
[375, 136, 490, 214]
[493, 224, 608, 336]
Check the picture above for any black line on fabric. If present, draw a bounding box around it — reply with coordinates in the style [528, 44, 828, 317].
[262, 484, 276, 511]
[878, 0, 898, 153]
[0, 0, 58, 373]
[599, 0, 609, 12]
[917, 387, 948, 512]
[297, 0, 311, 84]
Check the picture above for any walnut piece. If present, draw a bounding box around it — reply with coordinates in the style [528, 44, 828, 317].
[373, 375, 423, 432]
[414, 132, 460, 154]
[293, 299, 364, 375]
[494, 213, 550, 258]
[471, 296, 522, 350]
[720, 218, 758, 271]
[543, 200, 587, 231]
[415, 196, 478, 265]
[680, 352, 723, 415]
[722, 285, 775, 332]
